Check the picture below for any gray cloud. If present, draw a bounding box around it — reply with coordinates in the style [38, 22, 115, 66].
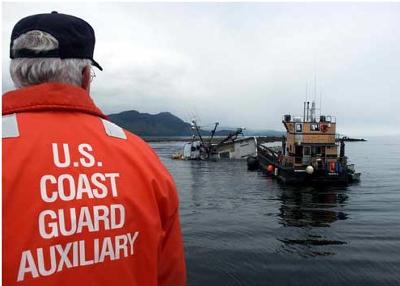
[3, 2, 400, 136]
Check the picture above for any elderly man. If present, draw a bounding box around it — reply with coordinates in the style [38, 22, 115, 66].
[2, 12, 186, 286]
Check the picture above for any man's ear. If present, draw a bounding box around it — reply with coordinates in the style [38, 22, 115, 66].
[81, 65, 91, 91]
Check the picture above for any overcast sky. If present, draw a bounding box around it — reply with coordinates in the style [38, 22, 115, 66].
[2, 2, 400, 136]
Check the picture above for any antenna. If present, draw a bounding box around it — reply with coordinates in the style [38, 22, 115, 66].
[314, 60, 317, 103]
[319, 88, 323, 118]
[314, 76, 317, 102]
[306, 81, 308, 102]
[304, 82, 308, 122]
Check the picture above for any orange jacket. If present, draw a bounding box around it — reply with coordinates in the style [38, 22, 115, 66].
[2, 83, 186, 286]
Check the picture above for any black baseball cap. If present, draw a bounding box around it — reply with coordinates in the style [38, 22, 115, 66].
[10, 11, 102, 71]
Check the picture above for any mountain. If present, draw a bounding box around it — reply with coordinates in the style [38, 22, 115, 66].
[108, 110, 283, 137]
[108, 110, 193, 136]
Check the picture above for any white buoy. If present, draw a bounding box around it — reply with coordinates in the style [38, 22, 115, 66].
[306, 165, 314, 174]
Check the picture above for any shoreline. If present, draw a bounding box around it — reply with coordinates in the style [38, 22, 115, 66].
[143, 136, 367, 143]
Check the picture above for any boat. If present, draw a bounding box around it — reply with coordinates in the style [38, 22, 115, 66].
[248, 101, 361, 185]
[173, 120, 257, 160]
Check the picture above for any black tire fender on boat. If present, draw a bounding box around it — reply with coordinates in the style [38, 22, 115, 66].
[247, 156, 259, 171]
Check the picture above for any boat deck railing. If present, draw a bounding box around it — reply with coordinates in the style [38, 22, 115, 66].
[257, 144, 287, 169]
[282, 115, 337, 123]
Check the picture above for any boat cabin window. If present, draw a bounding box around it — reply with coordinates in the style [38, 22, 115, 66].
[219, 151, 230, 159]
[311, 146, 326, 156]
[311, 123, 320, 131]
[295, 123, 303, 133]
[191, 145, 201, 151]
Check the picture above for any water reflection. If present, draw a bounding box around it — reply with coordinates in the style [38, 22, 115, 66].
[278, 186, 349, 227]
[277, 186, 349, 257]
[152, 141, 400, 285]
[188, 161, 207, 208]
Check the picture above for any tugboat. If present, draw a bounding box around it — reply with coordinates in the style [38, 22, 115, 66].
[249, 101, 361, 185]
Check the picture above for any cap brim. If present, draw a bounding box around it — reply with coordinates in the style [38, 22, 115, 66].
[92, 59, 103, 71]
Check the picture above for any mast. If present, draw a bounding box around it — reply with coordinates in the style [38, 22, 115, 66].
[209, 122, 219, 145]
[311, 101, 316, 122]
[314, 69, 317, 103]
[319, 89, 322, 119]
[191, 120, 204, 144]
[207, 122, 219, 156]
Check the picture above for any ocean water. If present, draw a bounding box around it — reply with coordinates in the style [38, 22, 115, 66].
[151, 137, 400, 286]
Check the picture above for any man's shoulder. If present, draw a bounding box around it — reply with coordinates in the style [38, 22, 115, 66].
[101, 118, 169, 173]
[100, 118, 160, 157]
[4, 112, 161, 164]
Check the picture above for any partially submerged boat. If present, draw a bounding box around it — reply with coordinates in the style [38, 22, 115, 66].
[173, 121, 257, 160]
[248, 101, 361, 185]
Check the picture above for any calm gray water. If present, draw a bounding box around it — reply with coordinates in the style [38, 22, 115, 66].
[151, 137, 400, 286]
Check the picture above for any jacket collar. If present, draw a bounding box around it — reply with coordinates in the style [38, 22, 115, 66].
[2, 83, 107, 119]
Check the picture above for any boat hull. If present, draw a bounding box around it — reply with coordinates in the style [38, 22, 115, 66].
[256, 149, 352, 186]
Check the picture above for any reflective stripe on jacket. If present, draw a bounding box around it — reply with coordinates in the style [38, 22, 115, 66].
[2, 83, 186, 286]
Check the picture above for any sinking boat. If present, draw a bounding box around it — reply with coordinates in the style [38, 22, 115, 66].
[248, 101, 361, 185]
[173, 121, 257, 160]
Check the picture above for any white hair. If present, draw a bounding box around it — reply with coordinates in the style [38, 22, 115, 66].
[10, 30, 91, 88]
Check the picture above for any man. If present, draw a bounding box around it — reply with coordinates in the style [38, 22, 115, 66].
[2, 12, 186, 286]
